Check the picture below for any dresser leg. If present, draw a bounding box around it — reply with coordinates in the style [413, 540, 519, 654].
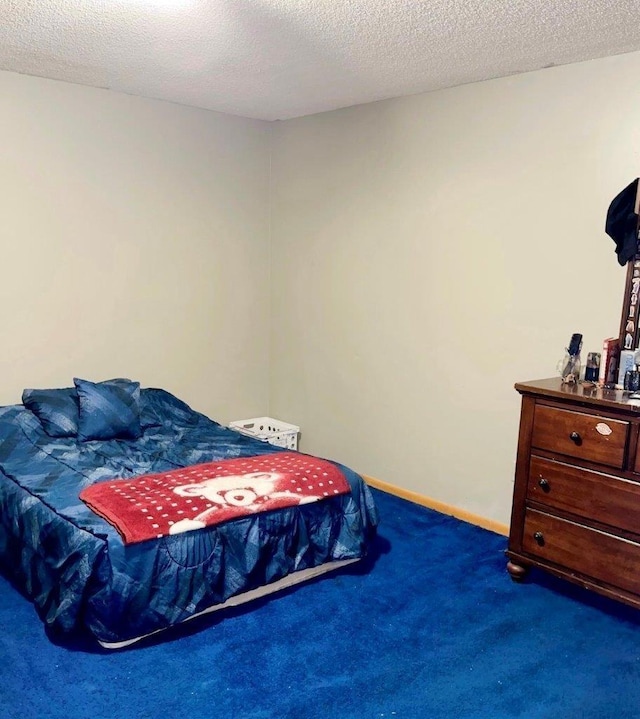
[507, 560, 530, 582]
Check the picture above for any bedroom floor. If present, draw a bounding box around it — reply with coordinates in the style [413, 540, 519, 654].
[2, 488, 640, 719]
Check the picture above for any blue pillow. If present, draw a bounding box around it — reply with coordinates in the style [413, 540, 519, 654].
[74, 377, 142, 442]
[22, 387, 79, 438]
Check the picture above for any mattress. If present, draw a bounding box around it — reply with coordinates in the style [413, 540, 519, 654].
[0, 388, 379, 647]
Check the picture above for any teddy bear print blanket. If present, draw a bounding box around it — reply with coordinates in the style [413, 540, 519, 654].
[80, 451, 350, 544]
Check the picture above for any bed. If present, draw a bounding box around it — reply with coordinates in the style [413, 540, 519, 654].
[0, 379, 379, 648]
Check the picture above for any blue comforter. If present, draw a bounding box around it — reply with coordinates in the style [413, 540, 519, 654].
[0, 389, 378, 646]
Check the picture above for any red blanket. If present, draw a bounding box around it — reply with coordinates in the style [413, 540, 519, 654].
[80, 452, 350, 545]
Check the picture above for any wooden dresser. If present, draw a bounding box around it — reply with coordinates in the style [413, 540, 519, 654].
[507, 377, 640, 608]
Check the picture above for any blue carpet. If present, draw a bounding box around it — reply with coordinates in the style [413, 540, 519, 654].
[2, 488, 640, 719]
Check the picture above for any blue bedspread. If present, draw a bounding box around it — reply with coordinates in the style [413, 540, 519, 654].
[0, 389, 378, 646]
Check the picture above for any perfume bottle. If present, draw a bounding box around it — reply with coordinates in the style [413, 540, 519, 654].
[584, 352, 601, 382]
[558, 333, 582, 384]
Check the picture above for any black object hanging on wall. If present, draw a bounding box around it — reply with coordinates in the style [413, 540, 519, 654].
[605, 179, 640, 351]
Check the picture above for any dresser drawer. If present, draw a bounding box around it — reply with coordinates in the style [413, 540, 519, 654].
[528, 456, 640, 534]
[523, 508, 640, 596]
[531, 405, 629, 468]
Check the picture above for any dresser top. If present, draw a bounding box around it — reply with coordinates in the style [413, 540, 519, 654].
[515, 377, 640, 414]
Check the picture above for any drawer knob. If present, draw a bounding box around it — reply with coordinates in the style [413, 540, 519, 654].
[569, 431, 582, 445]
[538, 478, 550, 491]
[534, 531, 545, 546]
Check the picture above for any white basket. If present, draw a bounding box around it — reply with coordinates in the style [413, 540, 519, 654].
[228, 416, 300, 450]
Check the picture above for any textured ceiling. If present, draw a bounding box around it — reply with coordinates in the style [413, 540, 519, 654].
[1, 0, 640, 121]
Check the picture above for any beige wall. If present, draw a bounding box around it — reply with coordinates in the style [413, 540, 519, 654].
[4, 51, 640, 526]
[0, 71, 271, 422]
[270, 51, 640, 524]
